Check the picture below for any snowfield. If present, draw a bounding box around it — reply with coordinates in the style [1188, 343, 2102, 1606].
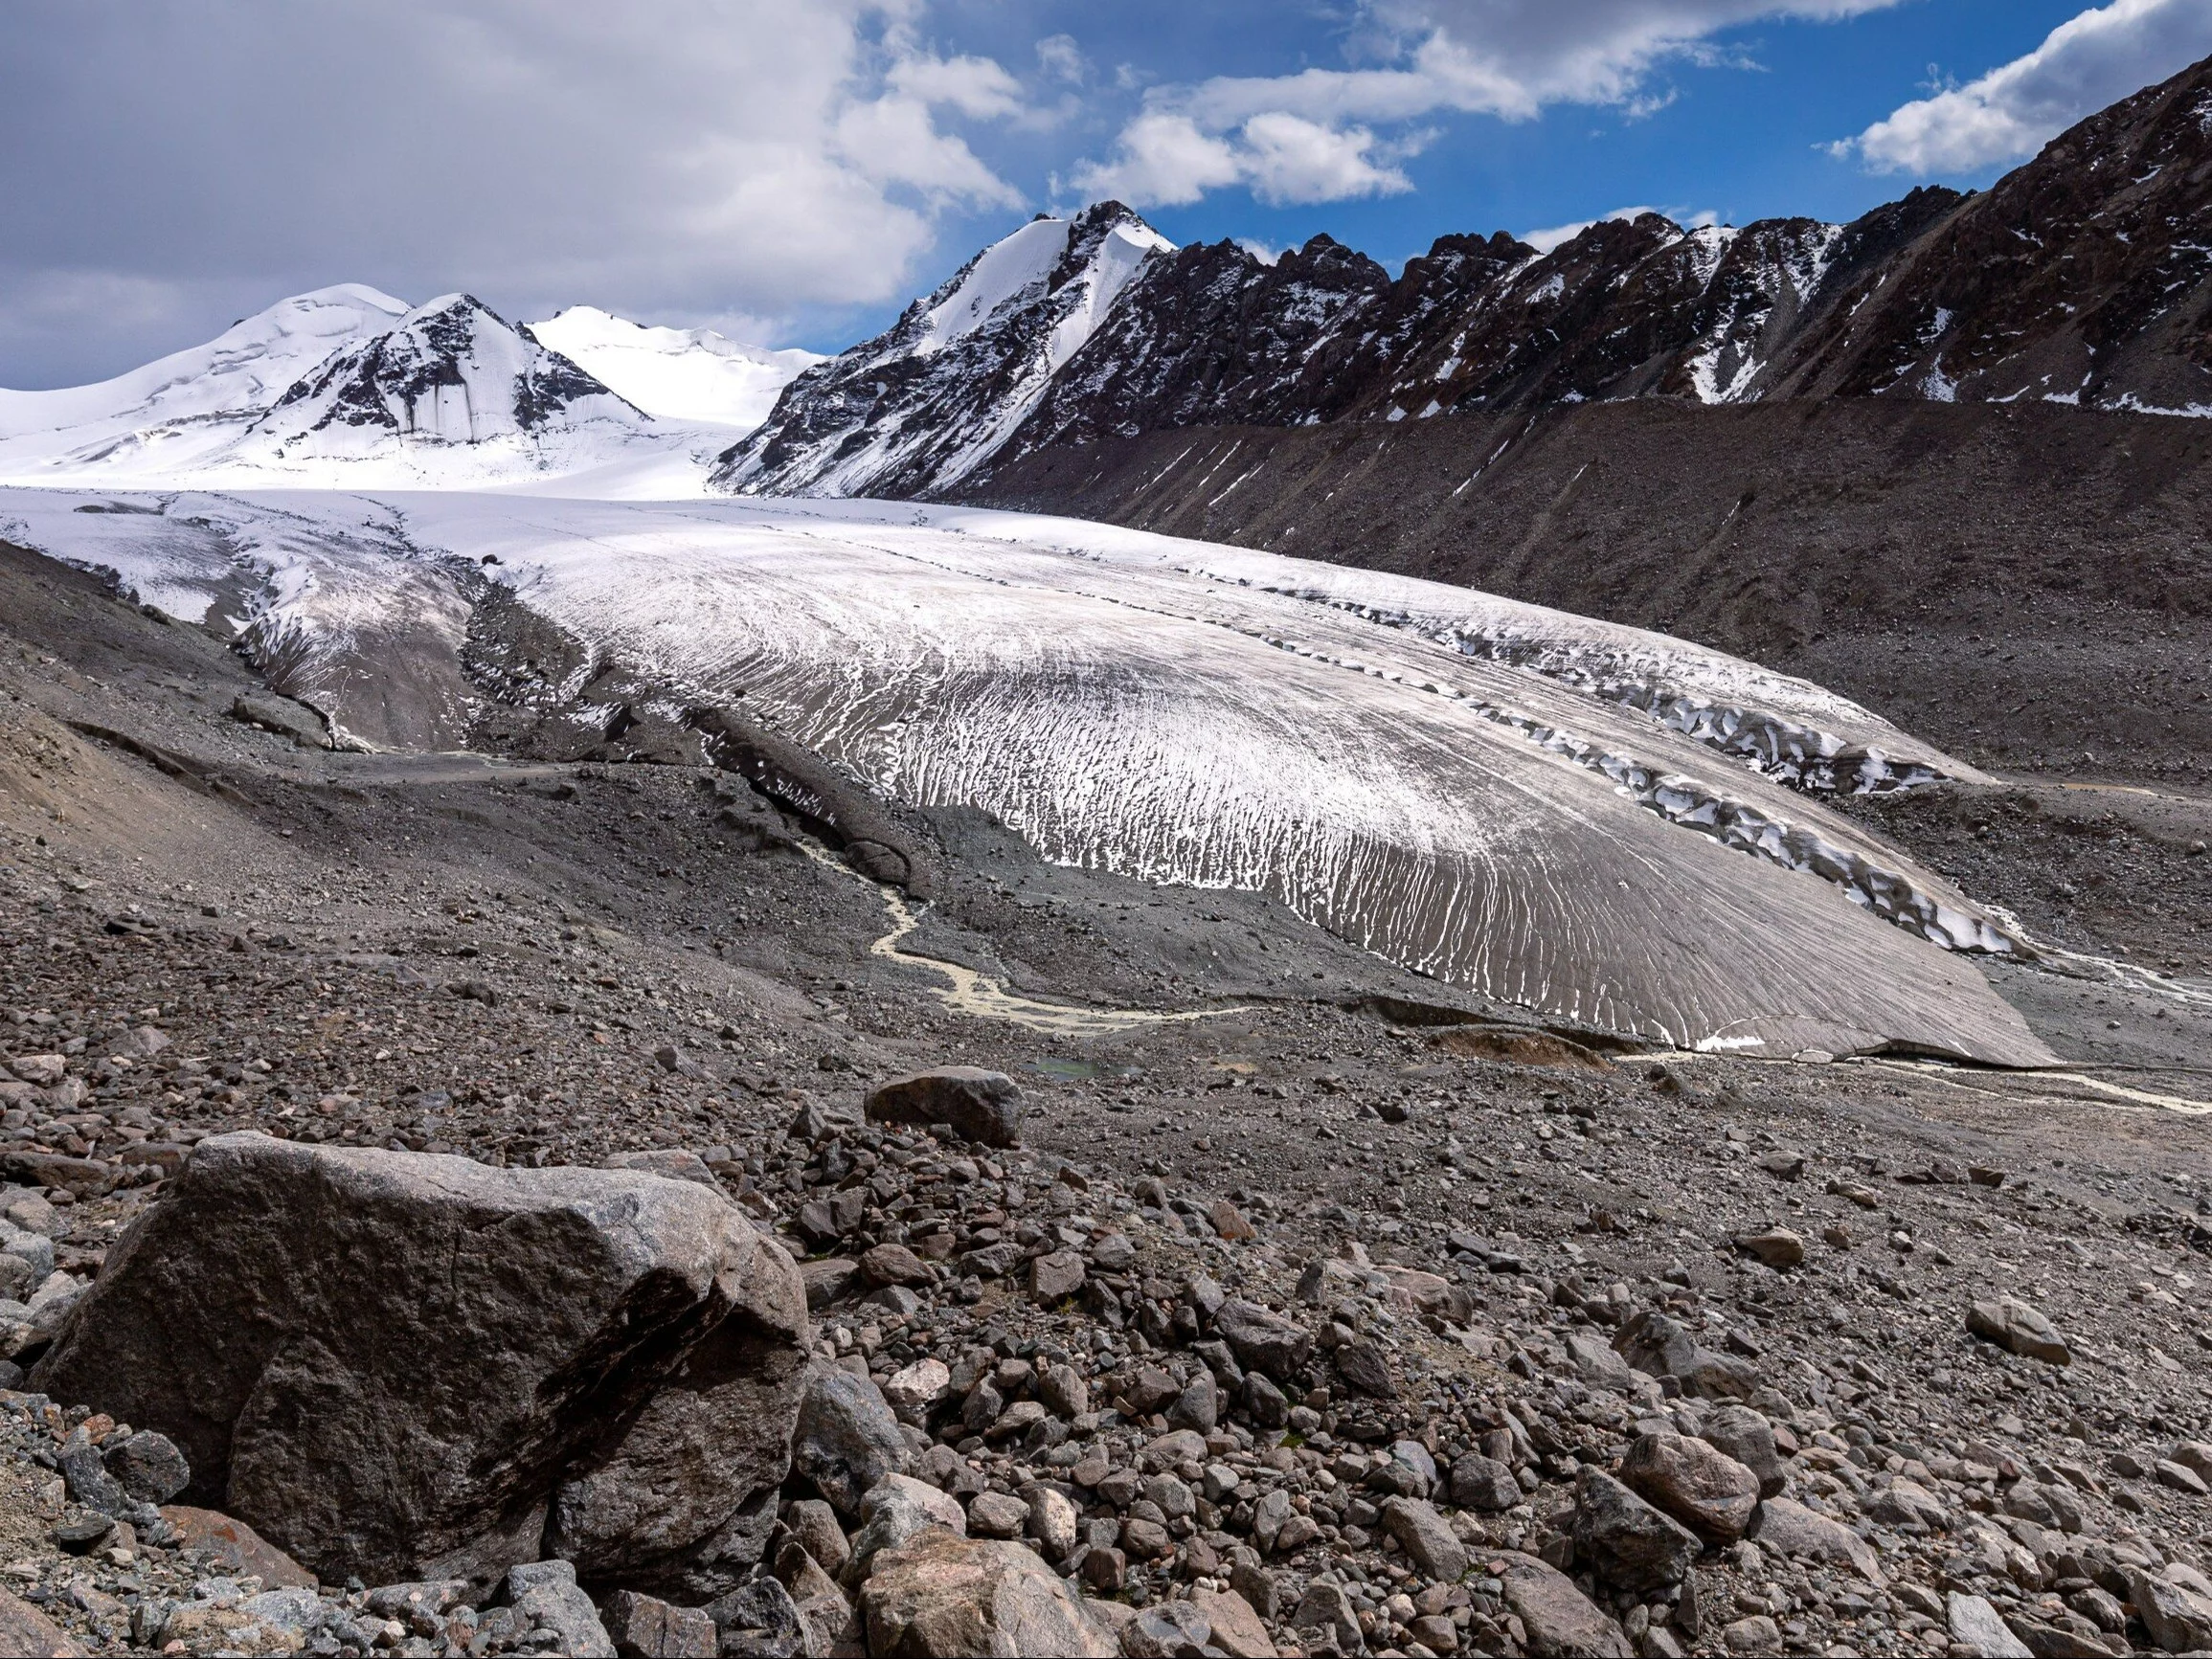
[0, 486, 2054, 1066]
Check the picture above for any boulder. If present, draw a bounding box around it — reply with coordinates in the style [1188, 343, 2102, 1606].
[33, 1134, 806, 1590]
[1188, 1586, 1277, 1658]
[793, 1368, 908, 1516]
[158, 1506, 317, 1588]
[703, 1575, 806, 1657]
[600, 1588, 717, 1658]
[0, 1585, 86, 1658]
[1967, 1298, 2070, 1365]
[847, 1473, 966, 1581]
[1498, 1556, 1633, 1657]
[103, 1430, 190, 1504]
[2128, 1567, 2212, 1655]
[1211, 1299, 1313, 1381]
[1619, 1431, 1760, 1542]
[1747, 1496, 1884, 1582]
[1569, 1467, 1701, 1593]
[1123, 1601, 1211, 1657]
[1449, 1451, 1521, 1512]
[865, 1068, 1024, 1148]
[859, 1528, 1118, 1656]
[1697, 1403, 1786, 1498]
[1946, 1591, 2033, 1658]
[1379, 1495, 1469, 1579]
[506, 1559, 615, 1657]
[1612, 1310, 1758, 1401]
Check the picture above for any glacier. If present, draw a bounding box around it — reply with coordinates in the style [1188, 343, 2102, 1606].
[0, 485, 2055, 1067]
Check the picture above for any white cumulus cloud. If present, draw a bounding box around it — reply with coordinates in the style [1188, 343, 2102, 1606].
[1072, 0, 1906, 209]
[1840, 0, 2212, 174]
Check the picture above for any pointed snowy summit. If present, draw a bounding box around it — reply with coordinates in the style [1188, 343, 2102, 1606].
[711, 201, 1173, 499]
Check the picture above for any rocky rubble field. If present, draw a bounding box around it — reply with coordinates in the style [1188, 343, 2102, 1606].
[2, 540, 2211, 1657]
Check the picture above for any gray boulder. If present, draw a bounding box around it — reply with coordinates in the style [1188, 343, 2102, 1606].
[1698, 1403, 1787, 1498]
[865, 1068, 1024, 1147]
[705, 1575, 807, 1658]
[1612, 1310, 1758, 1401]
[846, 1473, 966, 1582]
[1449, 1451, 1521, 1513]
[859, 1528, 1117, 1656]
[1212, 1300, 1314, 1381]
[32, 1133, 807, 1590]
[102, 1430, 191, 1505]
[1499, 1556, 1633, 1657]
[793, 1367, 908, 1516]
[1619, 1430, 1760, 1542]
[1570, 1467, 1701, 1594]
[506, 1559, 615, 1658]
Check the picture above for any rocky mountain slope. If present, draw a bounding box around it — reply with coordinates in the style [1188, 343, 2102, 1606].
[718, 54, 2212, 510]
[710, 204, 1173, 498]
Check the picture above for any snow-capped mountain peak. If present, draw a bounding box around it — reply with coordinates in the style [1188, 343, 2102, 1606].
[0, 283, 411, 478]
[524, 305, 822, 431]
[250, 292, 643, 451]
[711, 201, 1175, 498]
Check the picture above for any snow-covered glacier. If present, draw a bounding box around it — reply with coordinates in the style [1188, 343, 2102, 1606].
[0, 485, 2053, 1065]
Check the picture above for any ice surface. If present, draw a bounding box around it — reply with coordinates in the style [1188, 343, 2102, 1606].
[525, 307, 820, 431]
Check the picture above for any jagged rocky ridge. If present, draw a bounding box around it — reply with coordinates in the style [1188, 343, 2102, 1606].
[712, 203, 1172, 498]
[723, 55, 2212, 502]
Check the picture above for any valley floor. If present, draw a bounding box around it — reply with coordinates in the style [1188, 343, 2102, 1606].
[1, 533, 2210, 1657]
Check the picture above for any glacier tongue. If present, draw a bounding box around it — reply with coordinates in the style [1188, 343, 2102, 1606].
[0, 484, 2052, 1064]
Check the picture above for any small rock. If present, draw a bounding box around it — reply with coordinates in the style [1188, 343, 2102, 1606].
[881, 1357, 951, 1424]
[1966, 1297, 2070, 1365]
[1723, 1613, 1781, 1653]
[1212, 1299, 1313, 1381]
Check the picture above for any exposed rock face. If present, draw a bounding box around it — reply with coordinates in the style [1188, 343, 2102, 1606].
[857, 1528, 1119, 1657]
[714, 203, 1173, 499]
[32, 1134, 807, 1588]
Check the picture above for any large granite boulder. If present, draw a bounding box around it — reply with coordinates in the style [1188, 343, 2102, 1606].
[859, 1529, 1117, 1656]
[33, 1133, 807, 1590]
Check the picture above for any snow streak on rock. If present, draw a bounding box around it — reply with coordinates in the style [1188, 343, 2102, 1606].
[711, 204, 1174, 499]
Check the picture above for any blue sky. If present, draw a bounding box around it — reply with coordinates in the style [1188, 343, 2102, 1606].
[3, 0, 2208, 384]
